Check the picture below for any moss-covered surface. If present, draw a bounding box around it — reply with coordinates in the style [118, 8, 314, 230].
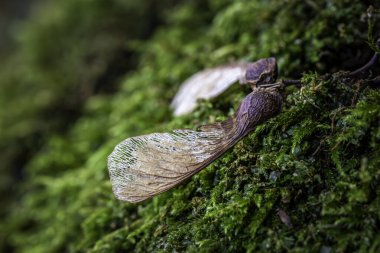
[1, 0, 380, 252]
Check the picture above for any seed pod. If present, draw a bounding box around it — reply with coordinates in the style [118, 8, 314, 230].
[245, 57, 277, 88]
[171, 58, 277, 116]
[108, 88, 282, 203]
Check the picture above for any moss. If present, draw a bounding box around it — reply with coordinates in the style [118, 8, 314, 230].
[1, 0, 380, 252]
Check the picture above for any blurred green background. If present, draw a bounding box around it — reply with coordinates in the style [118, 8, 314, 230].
[0, 1, 379, 252]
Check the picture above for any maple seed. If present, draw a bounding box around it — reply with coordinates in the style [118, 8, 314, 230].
[108, 88, 282, 203]
[171, 58, 278, 116]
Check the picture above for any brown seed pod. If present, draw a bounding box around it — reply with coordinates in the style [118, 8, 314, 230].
[108, 88, 282, 203]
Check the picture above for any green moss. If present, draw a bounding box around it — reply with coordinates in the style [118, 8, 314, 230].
[1, 0, 380, 252]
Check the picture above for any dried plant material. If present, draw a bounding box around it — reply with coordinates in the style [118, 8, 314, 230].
[245, 57, 277, 88]
[277, 208, 293, 228]
[171, 58, 277, 116]
[108, 88, 282, 202]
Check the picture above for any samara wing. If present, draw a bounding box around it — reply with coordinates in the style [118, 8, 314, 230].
[108, 88, 282, 203]
[171, 58, 277, 116]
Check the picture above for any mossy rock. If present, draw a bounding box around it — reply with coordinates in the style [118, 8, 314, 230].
[1, 0, 380, 252]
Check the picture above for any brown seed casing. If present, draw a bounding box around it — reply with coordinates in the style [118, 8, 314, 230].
[245, 57, 278, 88]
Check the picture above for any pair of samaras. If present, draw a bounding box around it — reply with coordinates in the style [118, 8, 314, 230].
[108, 58, 281, 203]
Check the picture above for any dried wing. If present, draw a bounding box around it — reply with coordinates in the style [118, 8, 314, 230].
[108, 126, 236, 203]
[171, 64, 247, 116]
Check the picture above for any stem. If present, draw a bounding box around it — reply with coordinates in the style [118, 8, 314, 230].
[282, 79, 302, 86]
[348, 52, 379, 77]
[348, 38, 380, 78]
[259, 79, 302, 89]
[264, 38, 380, 89]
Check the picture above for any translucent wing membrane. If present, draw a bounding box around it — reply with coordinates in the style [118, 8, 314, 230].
[108, 127, 237, 202]
[171, 64, 247, 116]
[108, 88, 282, 203]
